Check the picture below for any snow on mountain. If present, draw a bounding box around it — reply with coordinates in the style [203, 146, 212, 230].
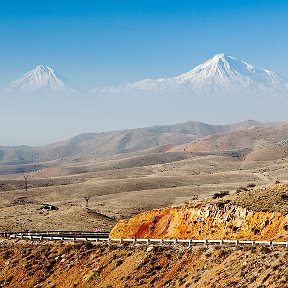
[98, 53, 288, 96]
[7, 55, 288, 97]
[174, 53, 288, 94]
[7, 65, 81, 94]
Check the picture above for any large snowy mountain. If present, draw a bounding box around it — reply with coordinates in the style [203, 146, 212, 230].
[99, 53, 288, 96]
[6, 54, 288, 97]
[7, 65, 81, 94]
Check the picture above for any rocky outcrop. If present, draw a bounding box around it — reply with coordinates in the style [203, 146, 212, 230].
[110, 203, 288, 241]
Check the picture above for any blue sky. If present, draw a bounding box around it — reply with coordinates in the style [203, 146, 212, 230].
[1, 0, 288, 146]
[0, 0, 288, 89]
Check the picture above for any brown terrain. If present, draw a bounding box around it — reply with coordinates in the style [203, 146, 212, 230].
[0, 240, 287, 288]
[110, 183, 288, 241]
[1, 120, 288, 287]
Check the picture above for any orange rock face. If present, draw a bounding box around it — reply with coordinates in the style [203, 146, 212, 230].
[110, 203, 288, 241]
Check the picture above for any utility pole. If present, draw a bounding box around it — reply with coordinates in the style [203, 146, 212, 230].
[84, 196, 91, 208]
[24, 176, 28, 191]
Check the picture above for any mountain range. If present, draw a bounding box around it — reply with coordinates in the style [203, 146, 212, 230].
[100, 53, 288, 96]
[0, 120, 283, 167]
[6, 54, 288, 96]
[3, 54, 288, 149]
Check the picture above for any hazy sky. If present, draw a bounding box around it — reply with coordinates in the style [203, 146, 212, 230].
[1, 0, 288, 146]
[0, 0, 287, 89]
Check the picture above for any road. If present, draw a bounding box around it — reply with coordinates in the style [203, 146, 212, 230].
[1, 231, 288, 248]
[0, 230, 110, 241]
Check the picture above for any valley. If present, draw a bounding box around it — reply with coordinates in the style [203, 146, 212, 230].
[1, 120, 288, 288]
[1, 120, 288, 232]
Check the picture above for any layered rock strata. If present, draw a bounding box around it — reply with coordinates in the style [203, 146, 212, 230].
[110, 203, 288, 241]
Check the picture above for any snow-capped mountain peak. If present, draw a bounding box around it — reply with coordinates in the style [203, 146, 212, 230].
[108, 53, 288, 95]
[174, 53, 288, 93]
[7, 65, 80, 94]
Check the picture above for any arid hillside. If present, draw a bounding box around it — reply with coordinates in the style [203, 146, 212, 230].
[1, 121, 288, 288]
[0, 120, 281, 166]
[0, 240, 287, 288]
[245, 142, 288, 161]
[110, 183, 288, 240]
[1, 153, 288, 287]
[2, 133, 288, 233]
[2, 152, 288, 232]
[169, 124, 288, 154]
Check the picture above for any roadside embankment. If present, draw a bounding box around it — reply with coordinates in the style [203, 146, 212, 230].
[0, 240, 287, 287]
[110, 183, 288, 241]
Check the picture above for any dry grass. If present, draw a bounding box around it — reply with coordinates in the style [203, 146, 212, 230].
[1, 151, 288, 231]
[0, 240, 287, 288]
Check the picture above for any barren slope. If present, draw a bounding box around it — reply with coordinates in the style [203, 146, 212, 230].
[245, 142, 288, 161]
[110, 183, 288, 240]
[0, 240, 287, 288]
[2, 152, 288, 232]
[0, 120, 281, 166]
[169, 124, 288, 155]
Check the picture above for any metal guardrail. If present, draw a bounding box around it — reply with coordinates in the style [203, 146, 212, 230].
[1, 231, 288, 248]
[0, 230, 109, 235]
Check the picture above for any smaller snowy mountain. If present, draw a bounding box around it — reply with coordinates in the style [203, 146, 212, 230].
[7, 65, 81, 94]
[99, 53, 288, 96]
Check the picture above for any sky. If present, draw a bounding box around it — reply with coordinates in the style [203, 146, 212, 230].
[0, 0, 288, 89]
[0, 0, 288, 146]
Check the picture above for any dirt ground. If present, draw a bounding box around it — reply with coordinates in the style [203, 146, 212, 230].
[1, 152, 288, 232]
[0, 240, 287, 288]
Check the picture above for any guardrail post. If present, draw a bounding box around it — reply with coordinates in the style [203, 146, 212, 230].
[6, 234, 288, 249]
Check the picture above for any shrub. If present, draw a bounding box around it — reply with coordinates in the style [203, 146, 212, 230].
[247, 183, 256, 188]
[115, 259, 124, 267]
[83, 271, 100, 283]
[212, 191, 229, 199]
[236, 187, 248, 193]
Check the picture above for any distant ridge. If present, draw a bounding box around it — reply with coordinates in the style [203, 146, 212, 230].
[169, 122, 288, 155]
[0, 120, 284, 165]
